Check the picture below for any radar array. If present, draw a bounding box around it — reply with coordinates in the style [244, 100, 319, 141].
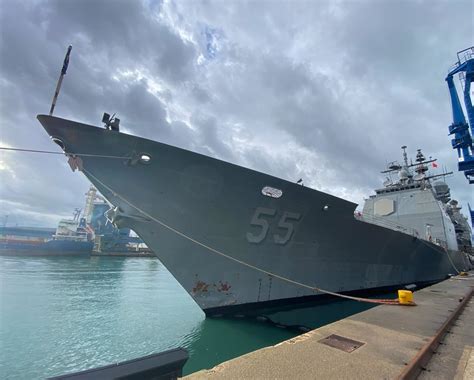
[381, 147, 452, 187]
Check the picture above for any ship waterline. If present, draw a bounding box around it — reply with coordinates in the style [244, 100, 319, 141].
[37, 114, 470, 315]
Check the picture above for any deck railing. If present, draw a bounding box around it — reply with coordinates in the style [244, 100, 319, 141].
[354, 212, 449, 249]
[354, 212, 419, 237]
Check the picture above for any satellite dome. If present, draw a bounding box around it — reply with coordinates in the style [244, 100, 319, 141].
[398, 169, 409, 180]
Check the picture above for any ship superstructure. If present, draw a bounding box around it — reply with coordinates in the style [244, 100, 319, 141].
[447, 200, 473, 253]
[54, 208, 90, 242]
[360, 147, 465, 253]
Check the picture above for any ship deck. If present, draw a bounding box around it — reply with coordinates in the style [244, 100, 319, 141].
[186, 272, 474, 379]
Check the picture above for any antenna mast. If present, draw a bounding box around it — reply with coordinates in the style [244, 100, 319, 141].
[49, 45, 72, 116]
[401, 145, 409, 167]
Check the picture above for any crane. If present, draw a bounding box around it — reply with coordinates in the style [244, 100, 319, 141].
[445, 46, 474, 184]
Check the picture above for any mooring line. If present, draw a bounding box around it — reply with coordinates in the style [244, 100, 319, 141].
[82, 168, 409, 306]
[444, 247, 461, 274]
[0, 146, 129, 160]
[419, 239, 460, 275]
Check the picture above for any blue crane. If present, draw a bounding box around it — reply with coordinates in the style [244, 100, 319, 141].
[445, 46, 474, 184]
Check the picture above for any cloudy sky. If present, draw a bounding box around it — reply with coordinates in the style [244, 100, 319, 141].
[0, 0, 473, 227]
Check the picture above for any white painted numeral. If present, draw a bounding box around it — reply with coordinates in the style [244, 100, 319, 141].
[246, 207, 276, 243]
[273, 211, 301, 245]
[246, 208, 301, 244]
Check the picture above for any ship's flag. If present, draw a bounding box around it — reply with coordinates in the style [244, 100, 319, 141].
[432, 162, 438, 168]
[61, 45, 72, 75]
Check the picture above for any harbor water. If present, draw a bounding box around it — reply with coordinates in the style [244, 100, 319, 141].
[0, 256, 377, 379]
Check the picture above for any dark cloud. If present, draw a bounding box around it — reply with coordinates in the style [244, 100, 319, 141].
[0, 0, 472, 229]
[43, 0, 196, 83]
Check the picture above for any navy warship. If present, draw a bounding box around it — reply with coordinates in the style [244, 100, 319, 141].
[37, 113, 472, 316]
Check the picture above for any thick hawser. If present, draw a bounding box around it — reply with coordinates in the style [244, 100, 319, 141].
[37, 114, 472, 315]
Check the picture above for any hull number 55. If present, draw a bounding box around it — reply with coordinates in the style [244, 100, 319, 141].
[246, 207, 301, 245]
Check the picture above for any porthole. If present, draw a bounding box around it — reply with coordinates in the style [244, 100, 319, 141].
[139, 153, 152, 164]
[323, 205, 330, 211]
[261, 186, 283, 198]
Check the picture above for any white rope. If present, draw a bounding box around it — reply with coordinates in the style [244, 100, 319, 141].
[0, 146, 129, 160]
[445, 249, 461, 274]
[420, 239, 460, 274]
[83, 168, 403, 305]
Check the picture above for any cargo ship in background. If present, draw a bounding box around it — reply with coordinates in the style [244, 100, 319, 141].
[37, 113, 473, 316]
[0, 209, 93, 256]
[0, 185, 149, 257]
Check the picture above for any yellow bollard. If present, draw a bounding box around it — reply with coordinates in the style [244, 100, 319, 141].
[398, 290, 414, 305]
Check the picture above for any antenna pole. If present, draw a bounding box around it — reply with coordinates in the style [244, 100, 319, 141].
[49, 45, 72, 116]
[401, 145, 409, 167]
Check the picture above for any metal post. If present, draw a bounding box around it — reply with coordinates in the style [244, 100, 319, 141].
[49, 45, 72, 116]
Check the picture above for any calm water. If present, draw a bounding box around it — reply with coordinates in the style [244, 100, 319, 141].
[0, 256, 298, 379]
[0, 256, 384, 379]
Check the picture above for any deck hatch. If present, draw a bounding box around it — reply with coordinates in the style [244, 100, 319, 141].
[318, 334, 365, 353]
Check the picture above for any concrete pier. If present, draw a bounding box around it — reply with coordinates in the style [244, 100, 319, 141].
[186, 274, 474, 379]
[419, 280, 474, 380]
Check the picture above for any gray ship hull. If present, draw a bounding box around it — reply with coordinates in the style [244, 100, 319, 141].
[38, 115, 469, 314]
